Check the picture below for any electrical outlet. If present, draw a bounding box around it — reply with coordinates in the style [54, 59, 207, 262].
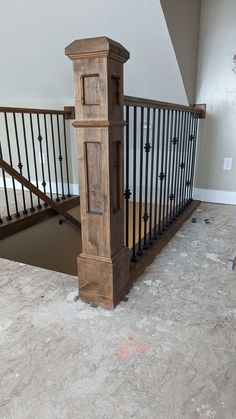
[223, 157, 232, 171]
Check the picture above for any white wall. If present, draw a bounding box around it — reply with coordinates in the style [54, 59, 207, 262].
[0, 0, 187, 107]
[160, 0, 201, 104]
[194, 0, 236, 204]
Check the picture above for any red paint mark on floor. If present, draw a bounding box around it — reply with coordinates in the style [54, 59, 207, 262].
[118, 337, 149, 360]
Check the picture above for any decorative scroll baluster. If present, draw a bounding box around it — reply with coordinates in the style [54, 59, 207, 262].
[143, 107, 151, 249]
[13, 113, 27, 215]
[137, 107, 144, 255]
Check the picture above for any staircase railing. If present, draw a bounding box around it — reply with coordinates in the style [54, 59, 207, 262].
[0, 106, 75, 223]
[65, 36, 205, 309]
[124, 96, 203, 263]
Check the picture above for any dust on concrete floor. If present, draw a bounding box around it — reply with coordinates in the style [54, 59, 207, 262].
[1, 202, 236, 419]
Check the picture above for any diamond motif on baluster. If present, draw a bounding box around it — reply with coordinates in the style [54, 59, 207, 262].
[169, 193, 175, 201]
[189, 135, 195, 142]
[172, 137, 178, 145]
[186, 180, 191, 187]
[143, 212, 149, 222]
[17, 162, 23, 170]
[144, 142, 151, 152]
[180, 162, 185, 169]
[38, 135, 43, 142]
[124, 189, 131, 200]
[42, 181, 47, 188]
[159, 172, 166, 180]
[58, 155, 63, 162]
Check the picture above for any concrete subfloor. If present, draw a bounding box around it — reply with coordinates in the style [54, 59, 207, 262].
[1, 202, 236, 419]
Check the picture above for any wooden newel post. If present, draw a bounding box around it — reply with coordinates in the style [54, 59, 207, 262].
[65, 36, 130, 308]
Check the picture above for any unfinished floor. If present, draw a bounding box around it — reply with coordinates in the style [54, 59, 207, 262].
[1, 202, 236, 419]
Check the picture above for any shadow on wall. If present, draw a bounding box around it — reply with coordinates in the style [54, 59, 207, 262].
[0, 207, 81, 276]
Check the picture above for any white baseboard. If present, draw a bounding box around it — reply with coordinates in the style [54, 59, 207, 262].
[0, 177, 79, 196]
[194, 188, 236, 205]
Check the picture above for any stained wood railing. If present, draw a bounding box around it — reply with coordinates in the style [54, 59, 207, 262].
[65, 36, 205, 308]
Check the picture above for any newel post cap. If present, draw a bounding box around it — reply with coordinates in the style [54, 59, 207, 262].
[65, 36, 130, 63]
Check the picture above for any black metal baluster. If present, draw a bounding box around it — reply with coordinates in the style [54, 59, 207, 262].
[175, 111, 184, 216]
[153, 109, 161, 239]
[143, 107, 151, 249]
[182, 112, 191, 208]
[36, 114, 47, 203]
[179, 112, 188, 213]
[162, 109, 170, 230]
[137, 107, 144, 256]
[166, 110, 174, 225]
[148, 108, 156, 244]
[131, 106, 137, 262]
[56, 115, 65, 199]
[186, 114, 194, 203]
[13, 113, 28, 214]
[189, 115, 199, 200]
[43, 114, 53, 199]
[0, 142, 11, 220]
[63, 116, 71, 197]
[124, 106, 131, 248]
[158, 109, 166, 233]
[169, 111, 178, 222]
[4, 113, 20, 217]
[50, 114, 60, 202]
[22, 114, 34, 212]
[29, 114, 41, 209]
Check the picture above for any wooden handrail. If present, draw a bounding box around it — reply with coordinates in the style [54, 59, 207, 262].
[0, 159, 81, 229]
[0, 106, 73, 117]
[0, 99, 206, 118]
[124, 95, 206, 117]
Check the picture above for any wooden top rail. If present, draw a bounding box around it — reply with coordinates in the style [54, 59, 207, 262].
[124, 95, 206, 117]
[0, 106, 75, 119]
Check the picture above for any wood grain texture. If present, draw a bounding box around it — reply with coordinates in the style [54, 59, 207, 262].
[66, 36, 130, 308]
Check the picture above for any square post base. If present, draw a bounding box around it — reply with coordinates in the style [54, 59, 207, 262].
[78, 247, 130, 309]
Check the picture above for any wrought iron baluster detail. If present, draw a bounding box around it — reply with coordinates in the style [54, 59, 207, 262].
[50, 114, 60, 202]
[178, 112, 187, 213]
[166, 109, 174, 225]
[185, 116, 195, 203]
[0, 141, 11, 220]
[143, 107, 151, 249]
[189, 115, 199, 200]
[137, 107, 144, 255]
[22, 114, 34, 212]
[131, 106, 137, 262]
[162, 109, 170, 230]
[43, 114, 53, 199]
[182, 112, 191, 207]
[63, 116, 71, 197]
[125, 105, 130, 248]
[153, 109, 161, 239]
[148, 108, 156, 244]
[13, 113, 28, 214]
[56, 114, 65, 199]
[36, 114, 47, 200]
[158, 109, 166, 234]
[175, 111, 184, 216]
[169, 111, 178, 222]
[29, 114, 41, 209]
[4, 113, 20, 217]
